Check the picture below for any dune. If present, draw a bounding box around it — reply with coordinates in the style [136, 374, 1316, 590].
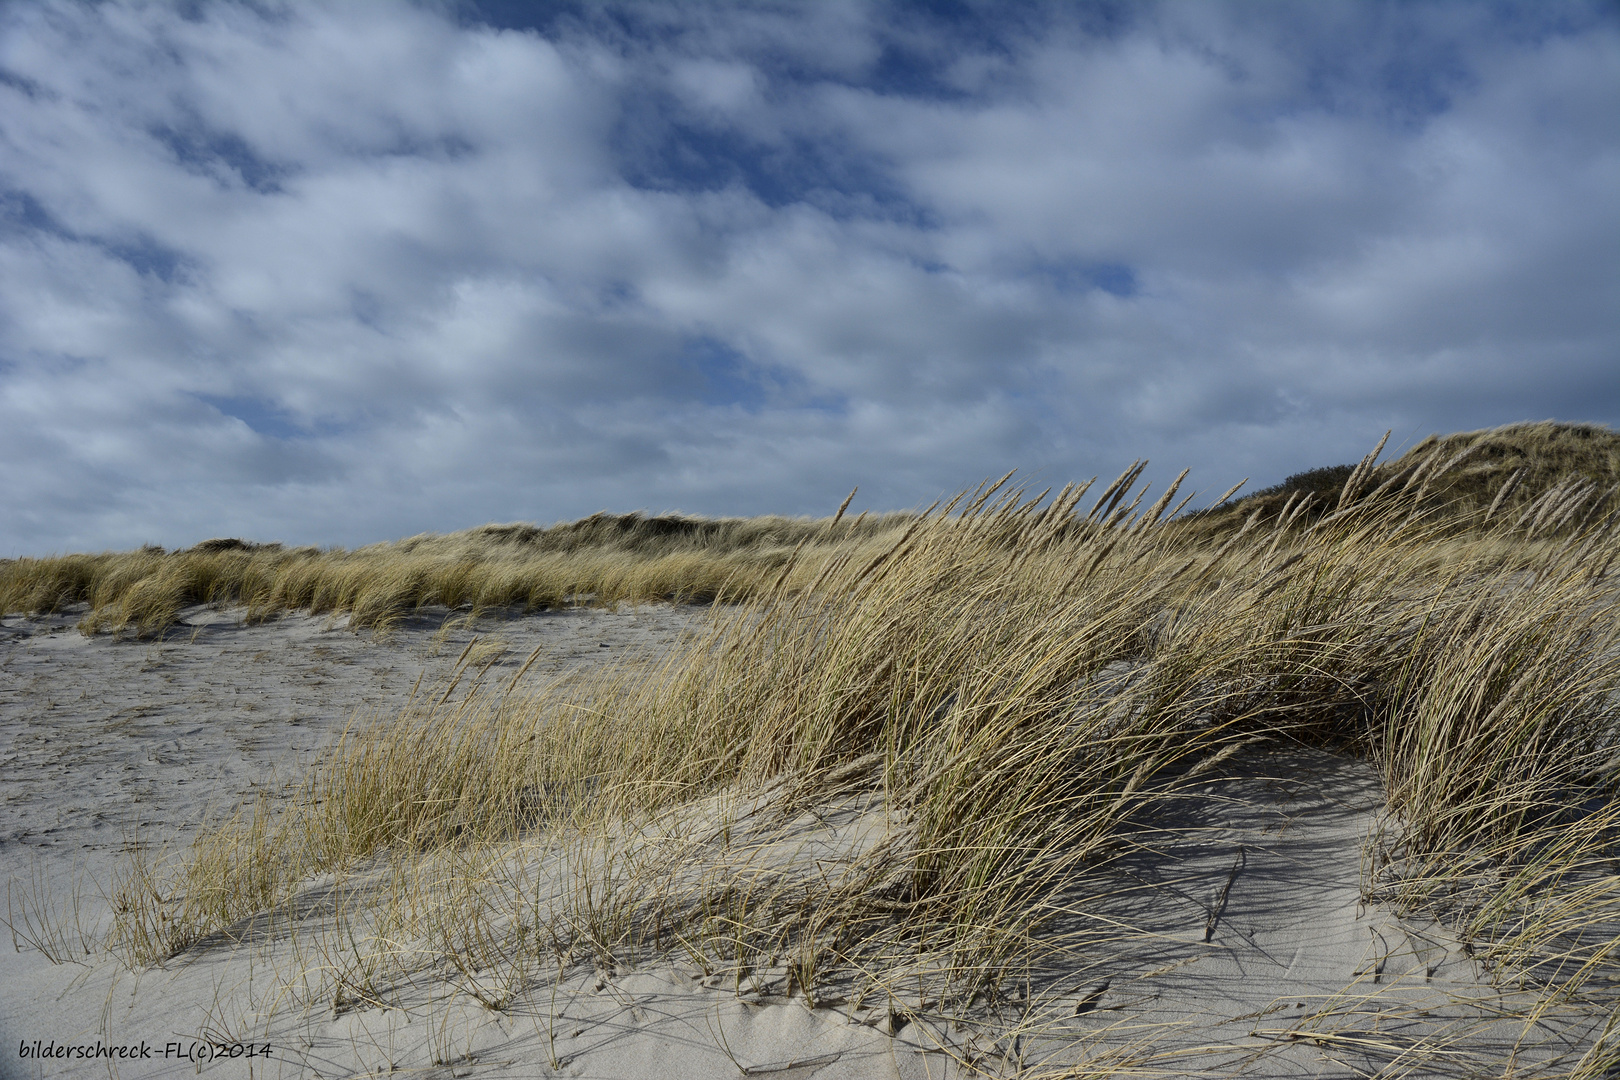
[3, 610, 1609, 1078]
[4, 428, 1618, 1077]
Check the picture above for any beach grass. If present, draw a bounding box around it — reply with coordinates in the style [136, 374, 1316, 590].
[11, 421, 1620, 1075]
[0, 506, 913, 637]
[2, 422, 1612, 644]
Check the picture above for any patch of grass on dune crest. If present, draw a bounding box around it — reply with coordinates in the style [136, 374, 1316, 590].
[0, 507, 914, 637]
[1201, 419, 1620, 535]
[91, 428, 1620, 1075]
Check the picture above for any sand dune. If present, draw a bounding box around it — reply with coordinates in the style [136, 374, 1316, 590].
[1, 604, 1610, 1078]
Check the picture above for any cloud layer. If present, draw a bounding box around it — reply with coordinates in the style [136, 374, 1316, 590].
[1, 0, 1616, 552]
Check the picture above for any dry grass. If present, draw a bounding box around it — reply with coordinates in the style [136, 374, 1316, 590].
[1204, 420, 1620, 535]
[7, 421, 1615, 643]
[0, 507, 913, 637]
[12, 424, 1620, 1074]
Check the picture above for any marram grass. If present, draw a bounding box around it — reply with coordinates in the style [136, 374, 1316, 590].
[11, 424, 1620, 1076]
[0, 507, 915, 637]
[6, 421, 1617, 640]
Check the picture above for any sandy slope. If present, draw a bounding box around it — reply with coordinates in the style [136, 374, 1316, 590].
[0, 603, 697, 864]
[0, 605, 1605, 1078]
[1, 603, 702, 1074]
[1033, 748, 1606, 1076]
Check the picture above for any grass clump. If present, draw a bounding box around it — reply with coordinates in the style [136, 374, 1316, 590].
[1205, 420, 1620, 535]
[90, 430, 1620, 1075]
[0, 507, 912, 637]
[3, 424, 1602, 1073]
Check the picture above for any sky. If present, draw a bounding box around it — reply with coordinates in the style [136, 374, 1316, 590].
[1, 1, 1617, 554]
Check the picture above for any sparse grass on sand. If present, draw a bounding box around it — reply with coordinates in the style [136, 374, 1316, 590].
[11, 422, 1620, 1076]
[0, 504, 913, 638]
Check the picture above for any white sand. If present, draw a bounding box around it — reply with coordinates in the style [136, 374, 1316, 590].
[1027, 748, 1608, 1076]
[1, 606, 1607, 1078]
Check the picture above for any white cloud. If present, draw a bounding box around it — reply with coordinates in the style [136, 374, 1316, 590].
[670, 58, 764, 119]
[0, 0, 1615, 553]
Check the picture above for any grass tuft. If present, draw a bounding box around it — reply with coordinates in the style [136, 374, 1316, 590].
[16, 424, 1618, 1072]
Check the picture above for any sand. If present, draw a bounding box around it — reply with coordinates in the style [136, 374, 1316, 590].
[1, 605, 1608, 1078]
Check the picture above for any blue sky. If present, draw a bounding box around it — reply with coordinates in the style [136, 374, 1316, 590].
[1, 1, 1616, 553]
